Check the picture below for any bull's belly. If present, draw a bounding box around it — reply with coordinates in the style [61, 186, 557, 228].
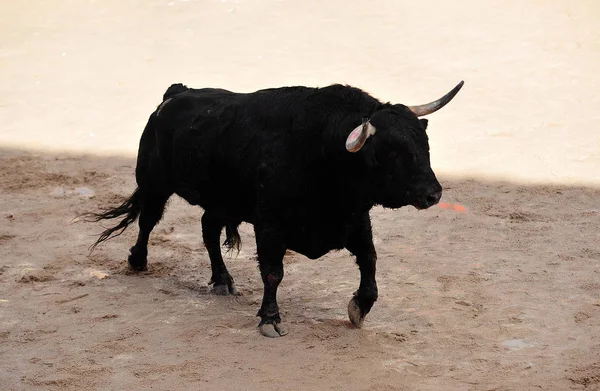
[174, 184, 255, 221]
[285, 223, 352, 260]
[175, 183, 353, 259]
[287, 243, 339, 260]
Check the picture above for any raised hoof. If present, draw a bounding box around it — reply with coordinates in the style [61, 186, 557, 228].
[211, 283, 239, 296]
[259, 323, 288, 338]
[348, 296, 365, 327]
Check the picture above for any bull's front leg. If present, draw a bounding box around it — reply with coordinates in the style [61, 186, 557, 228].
[255, 225, 288, 338]
[346, 213, 378, 327]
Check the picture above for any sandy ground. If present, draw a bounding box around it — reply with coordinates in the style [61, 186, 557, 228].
[1, 0, 599, 390]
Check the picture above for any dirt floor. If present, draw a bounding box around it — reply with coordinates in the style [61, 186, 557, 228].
[0, 152, 598, 391]
[1, 0, 600, 390]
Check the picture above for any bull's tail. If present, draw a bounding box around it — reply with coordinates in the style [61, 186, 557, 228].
[223, 223, 242, 254]
[85, 188, 142, 252]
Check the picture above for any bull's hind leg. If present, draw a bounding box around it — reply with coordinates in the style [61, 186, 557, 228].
[201, 212, 238, 295]
[128, 192, 171, 271]
[346, 213, 378, 327]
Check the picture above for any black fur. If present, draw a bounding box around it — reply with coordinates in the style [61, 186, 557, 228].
[223, 224, 242, 253]
[90, 82, 454, 333]
[163, 83, 189, 100]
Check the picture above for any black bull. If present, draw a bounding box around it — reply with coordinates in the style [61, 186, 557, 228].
[89, 81, 464, 337]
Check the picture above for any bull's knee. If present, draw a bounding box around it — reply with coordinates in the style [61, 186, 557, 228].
[266, 272, 282, 288]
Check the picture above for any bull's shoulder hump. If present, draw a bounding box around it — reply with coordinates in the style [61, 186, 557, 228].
[182, 88, 238, 98]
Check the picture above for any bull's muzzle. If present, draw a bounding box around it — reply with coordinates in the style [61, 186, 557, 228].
[413, 188, 442, 210]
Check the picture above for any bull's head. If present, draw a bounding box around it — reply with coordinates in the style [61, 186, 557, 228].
[346, 81, 464, 210]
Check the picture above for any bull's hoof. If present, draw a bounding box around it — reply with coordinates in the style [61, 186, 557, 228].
[127, 259, 148, 272]
[348, 296, 365, 327]
[211, 283, 239, 296]
[259, 322, 288, 338]
[209, 275, 239, 296]
[128, 247, 148, 272]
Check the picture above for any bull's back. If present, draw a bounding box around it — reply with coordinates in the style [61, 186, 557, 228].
[156, 87, 309, 221]
[149, 84, 353, 224]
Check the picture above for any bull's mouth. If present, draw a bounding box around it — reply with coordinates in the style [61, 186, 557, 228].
[412, 202, 434, 210]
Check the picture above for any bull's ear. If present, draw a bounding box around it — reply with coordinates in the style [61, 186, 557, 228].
[420, 118, 429, 130]
[345, 121, 377, 152]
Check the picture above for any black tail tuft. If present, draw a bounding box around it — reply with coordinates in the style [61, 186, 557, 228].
[163, 83, 189, 100]
[84, 188, 142, 252]
[223, 223, 242, 254]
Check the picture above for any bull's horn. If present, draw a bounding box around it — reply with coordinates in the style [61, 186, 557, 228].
[407, 81, 464, 117]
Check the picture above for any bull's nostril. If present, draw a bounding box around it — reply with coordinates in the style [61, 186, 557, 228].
[426, 191, 442, 205]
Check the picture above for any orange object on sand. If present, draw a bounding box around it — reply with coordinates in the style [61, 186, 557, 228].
[437, 202, 467, 212]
